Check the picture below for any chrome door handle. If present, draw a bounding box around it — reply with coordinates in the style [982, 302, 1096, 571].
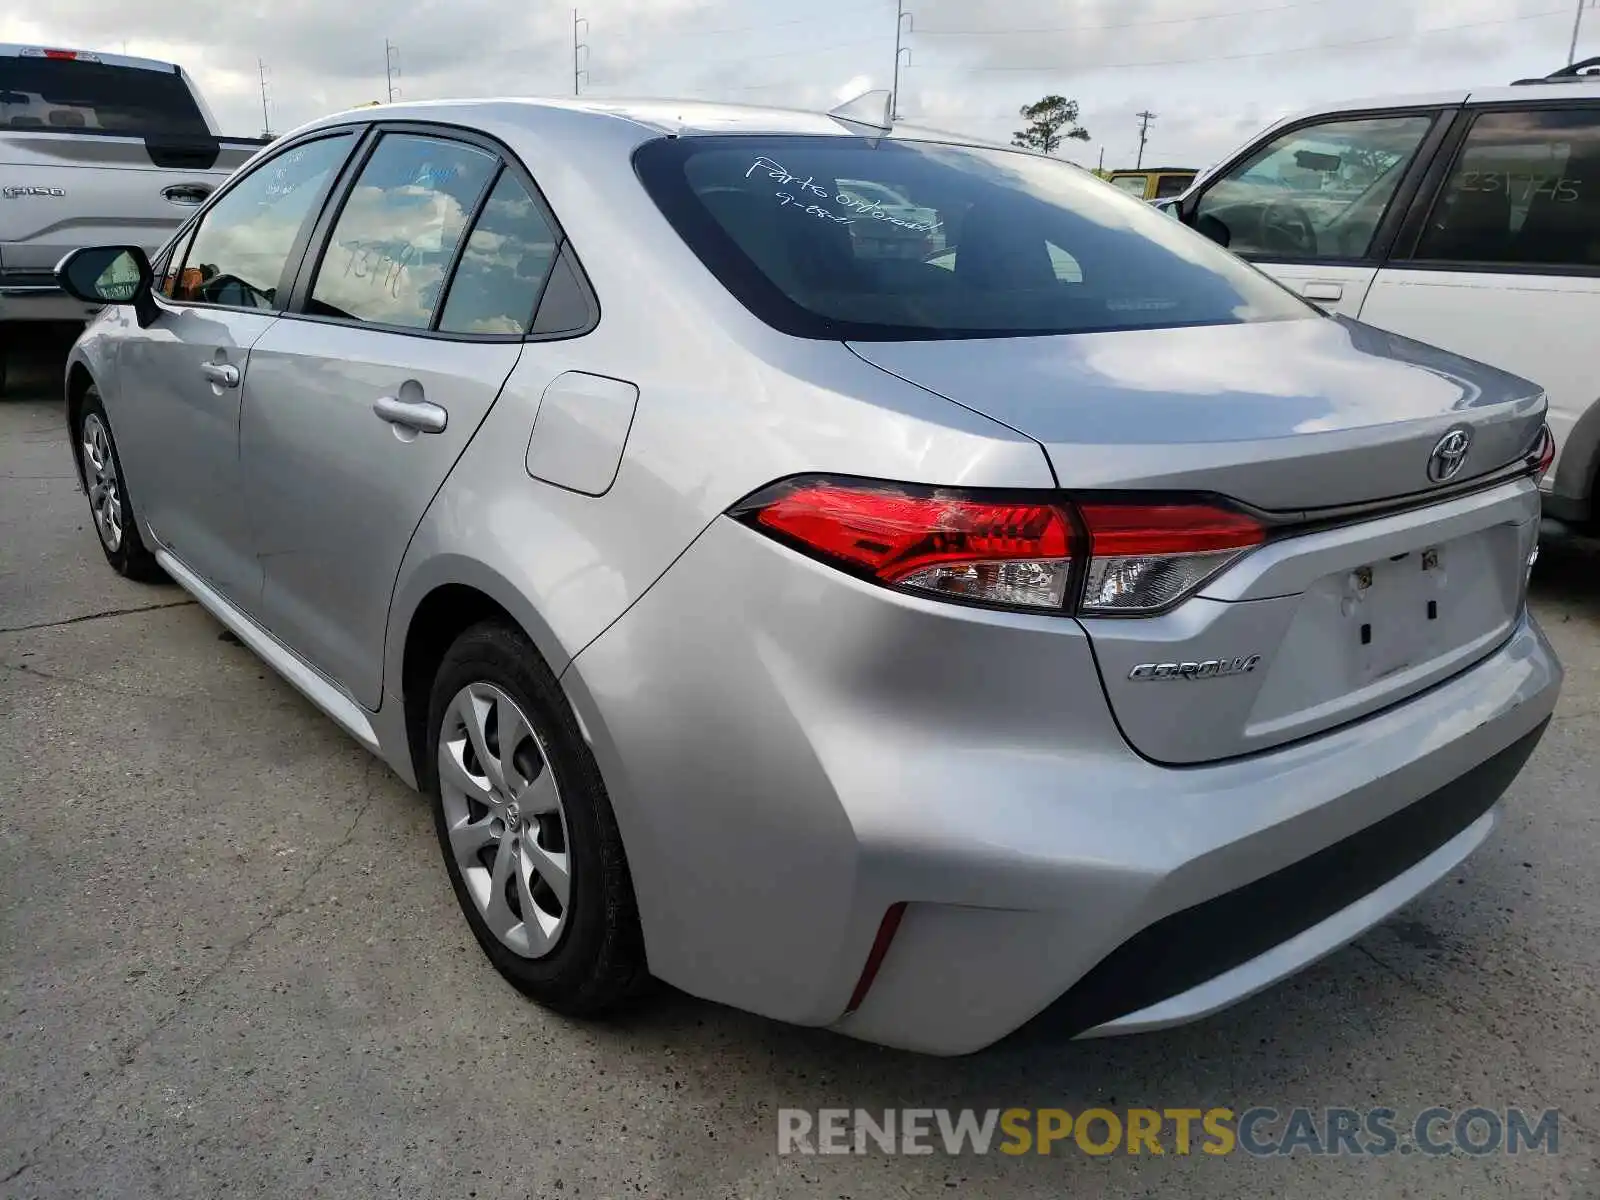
[373, 395, 448, 434]
[200, 361, 241, 388]
[1300, 281, 1344, 302]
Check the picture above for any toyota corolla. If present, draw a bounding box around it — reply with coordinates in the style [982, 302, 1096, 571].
[54, 98, 1561, 1054]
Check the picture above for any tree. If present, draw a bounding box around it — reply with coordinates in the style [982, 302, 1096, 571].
[1011, 95, 1091, 156]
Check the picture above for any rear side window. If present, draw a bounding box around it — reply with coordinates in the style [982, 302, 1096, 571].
[173, 133, 354, 309]
[438, 172, 561, 334]
[1153, 173, 1192, 199]
[634, 135, 1308, 340]
[0, 57, 208, 136]
[1412, 108, 1600, 269]
[308, 133, 499, 329]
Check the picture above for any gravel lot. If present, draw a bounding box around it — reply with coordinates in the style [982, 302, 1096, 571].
[3, 342, 1598, 1199]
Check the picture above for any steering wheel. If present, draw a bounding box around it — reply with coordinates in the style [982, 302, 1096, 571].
[1257, 198, 1319, 257]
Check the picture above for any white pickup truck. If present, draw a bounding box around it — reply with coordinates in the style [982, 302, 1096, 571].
[1, 44, 266, 392]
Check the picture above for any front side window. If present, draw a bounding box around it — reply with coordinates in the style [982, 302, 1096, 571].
[157, 226, 196, 297]
[437, 172, 560, 334]
[1194, 114, 1435, 260]
[308, 133, 498, 329]
[634, 135, 1309, 341]
[1412, 108, 1600, 269]
[172, 133, 354, 309]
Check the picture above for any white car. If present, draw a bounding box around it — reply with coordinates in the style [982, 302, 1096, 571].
[1168, 57, 1600, 532]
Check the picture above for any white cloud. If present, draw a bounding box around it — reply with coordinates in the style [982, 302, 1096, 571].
[835, 74, 873, 103]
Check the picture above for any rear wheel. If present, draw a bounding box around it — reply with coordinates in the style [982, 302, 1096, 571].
[76, 386, 164, 581]
[424, 620, 647, 1014]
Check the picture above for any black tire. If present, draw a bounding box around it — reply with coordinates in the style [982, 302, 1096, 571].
[75, 385, 165, 582]
[424, 620, 648, 1015]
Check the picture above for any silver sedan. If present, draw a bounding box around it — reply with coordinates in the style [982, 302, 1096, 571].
[54, 98, 1560, 1054]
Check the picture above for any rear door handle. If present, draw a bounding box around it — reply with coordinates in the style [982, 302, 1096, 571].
[373, 395, 448, 434]
[1300, 281, 1345, 302]
[200, 361, 241, 388]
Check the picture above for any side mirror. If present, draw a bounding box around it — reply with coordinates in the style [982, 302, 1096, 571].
[55, 245, 158, 326]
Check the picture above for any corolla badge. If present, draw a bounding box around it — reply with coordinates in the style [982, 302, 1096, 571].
[1128, 655, 1261, 681]
[3, 185, 66, 199]
[1427, 427, 1473, 483]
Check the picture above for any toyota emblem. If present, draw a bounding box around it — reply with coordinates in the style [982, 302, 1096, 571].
[1427, 427, 1472, 483]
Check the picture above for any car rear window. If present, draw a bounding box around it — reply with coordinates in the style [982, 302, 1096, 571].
[634, 135, 1308, 340]
[0, 57, 208, 136]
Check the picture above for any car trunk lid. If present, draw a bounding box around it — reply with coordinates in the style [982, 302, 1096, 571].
[847, 316, 1546, 762]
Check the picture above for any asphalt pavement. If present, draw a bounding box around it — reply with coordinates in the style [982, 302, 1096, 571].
[3, 342, 1598, 1198]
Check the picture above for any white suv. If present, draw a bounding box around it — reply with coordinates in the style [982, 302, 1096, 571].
[1169, 58, 1600, 531]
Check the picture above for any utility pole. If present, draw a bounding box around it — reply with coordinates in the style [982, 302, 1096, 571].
[1572, 0, 1593, 66]
[1097, 146, 1105, 172]
[891, 0, 913, 122]
[384, 39, 401, 103]
[1135, 110, 1156, 170]
[573, 10, 590, 96]
[258, 59, 272, 138]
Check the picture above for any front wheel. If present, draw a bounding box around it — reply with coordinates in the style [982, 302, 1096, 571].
[76, 385, 164, 581]
[424, 620, 648, 1015]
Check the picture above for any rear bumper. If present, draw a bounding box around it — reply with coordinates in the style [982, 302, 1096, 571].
[565, 516, 1562, 1055]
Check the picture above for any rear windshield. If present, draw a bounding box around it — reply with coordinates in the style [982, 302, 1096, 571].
[0, 58, 208, 137]
[634, 135, 1309, 340]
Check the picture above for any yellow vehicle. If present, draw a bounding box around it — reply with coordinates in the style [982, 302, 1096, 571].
[1104, 167, 1197, 201]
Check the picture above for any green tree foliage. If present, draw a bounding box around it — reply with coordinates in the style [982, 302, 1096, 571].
[1011, 95, 1091, 155]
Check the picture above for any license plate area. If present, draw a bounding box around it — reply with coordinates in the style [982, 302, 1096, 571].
[1344, 545, 1453, 684]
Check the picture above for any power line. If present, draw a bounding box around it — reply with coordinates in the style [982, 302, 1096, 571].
[906, 7, 1572, 73]
[915, 0, 1354, 36]
[665, 0, 894, 39]
[1135, 110, 1155, 169]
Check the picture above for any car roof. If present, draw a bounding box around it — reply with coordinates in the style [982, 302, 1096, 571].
[0, 43, 182, 73]
[302, 95, 1003, 147]
[1274, 76, 1600, 124]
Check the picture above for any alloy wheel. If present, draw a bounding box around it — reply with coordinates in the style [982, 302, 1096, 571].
[438, 682, 571, 958]
[81, 413, 123, 553]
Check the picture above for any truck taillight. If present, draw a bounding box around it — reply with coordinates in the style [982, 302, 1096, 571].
[734, 477, 1266, 616]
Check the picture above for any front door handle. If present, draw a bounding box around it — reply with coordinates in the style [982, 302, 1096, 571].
[1300, 281, 1345, 302]
[200, 361, 241, 388]
[373, 394, 448, 434]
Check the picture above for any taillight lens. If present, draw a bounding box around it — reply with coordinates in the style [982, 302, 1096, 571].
[741, 479, 1074, 610]
[1530, 424, 1557, 481]
[1078, 502, 1265, 613]
[735, 477, 1268, 616]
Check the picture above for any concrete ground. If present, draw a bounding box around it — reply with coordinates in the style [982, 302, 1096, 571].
[3, 341, 1598, 1199]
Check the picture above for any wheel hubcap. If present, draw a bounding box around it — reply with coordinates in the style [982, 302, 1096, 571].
[81, 414, 123, 553]
[438, 683, 570, 959]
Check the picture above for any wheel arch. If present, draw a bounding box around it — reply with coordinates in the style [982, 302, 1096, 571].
[1549, 393, 1600, 526]
[65, 360, 97, 486]
[390, 559, 575, 786]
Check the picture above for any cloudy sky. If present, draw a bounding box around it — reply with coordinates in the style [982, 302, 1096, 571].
[4, 0, 1592, 169]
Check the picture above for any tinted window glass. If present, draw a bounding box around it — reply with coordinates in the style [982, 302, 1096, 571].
[1413, 109, 1600, 268]
[438, 171, 560, 334]
[1153, 173, 1192, 199]
[1110, 174, 1149, 196]
[0, 57, 208, 136]
[1194, 115, 1434, 259]
[634, 136, 1308, 341]
[174, 134, 353, 309]
[309, 134, 498, 329]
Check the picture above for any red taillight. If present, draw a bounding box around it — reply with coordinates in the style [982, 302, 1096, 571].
[1531, 424, 1557, 481]
[1078, 502, 1266, 613]
[735, 477, 1267, 616]
[746, 479, 1075, 610]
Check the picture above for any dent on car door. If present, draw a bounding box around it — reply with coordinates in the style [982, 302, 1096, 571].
[1189, 112, 1439, 317]
[1360, 105, 1600, 516]
[241, 131, 572, 708]
[110, 131, 357, 605]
